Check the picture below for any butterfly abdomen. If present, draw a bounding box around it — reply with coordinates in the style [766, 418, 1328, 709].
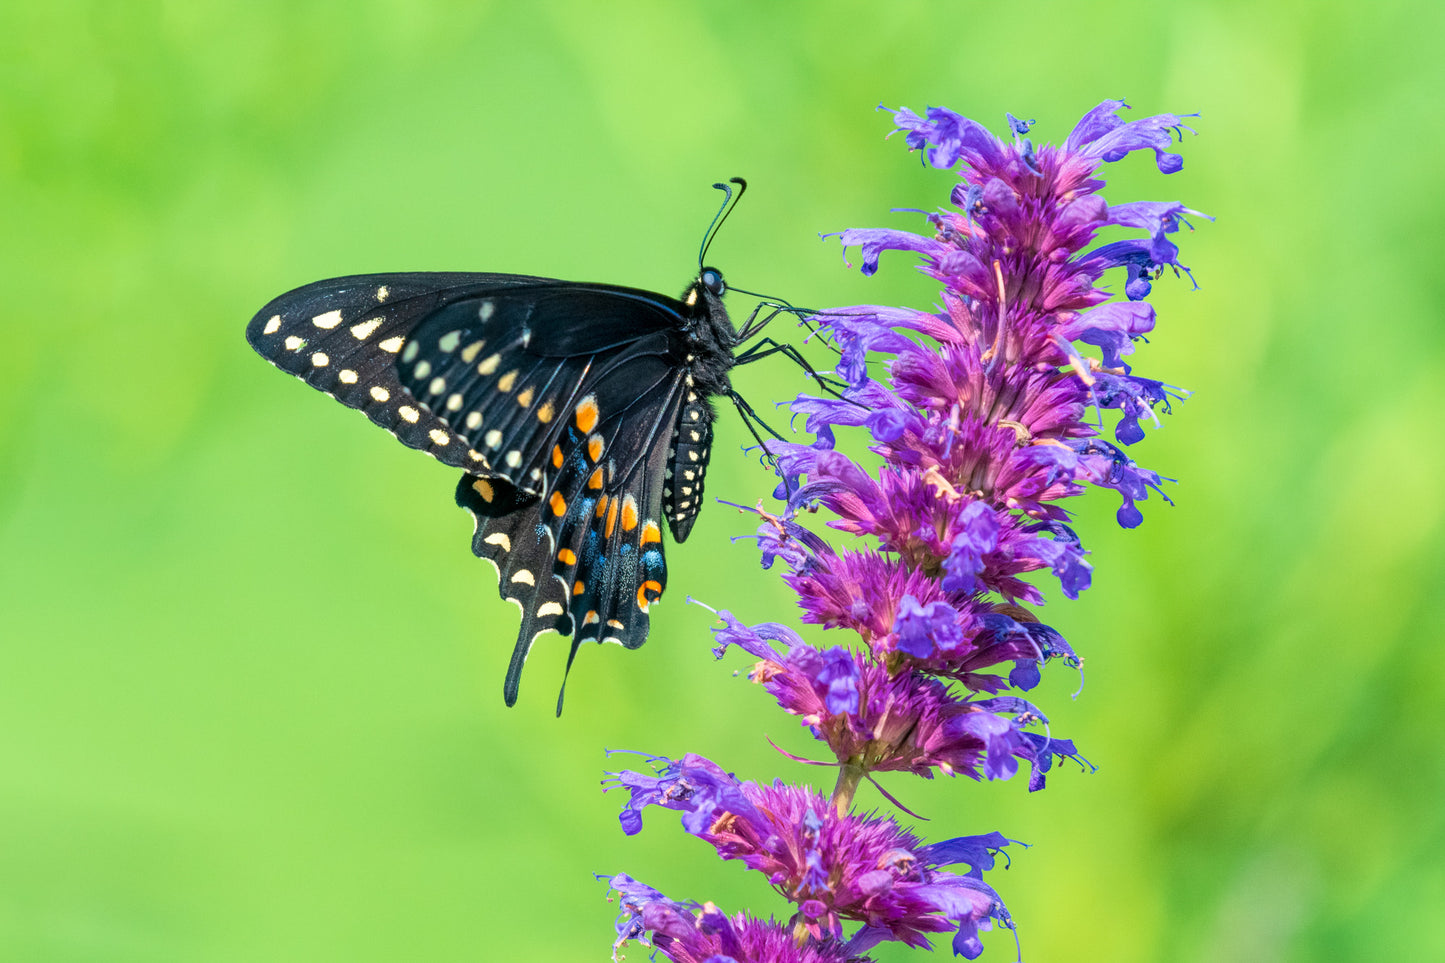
[664, 393, 714, 543]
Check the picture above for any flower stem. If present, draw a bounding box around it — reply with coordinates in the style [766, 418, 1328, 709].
[831, 762, 864, 815]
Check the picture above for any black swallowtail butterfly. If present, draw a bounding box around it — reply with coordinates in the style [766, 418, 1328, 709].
[246, 181, 806, 710]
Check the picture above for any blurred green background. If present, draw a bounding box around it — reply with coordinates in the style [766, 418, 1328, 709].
[3, 1, 1441, 960]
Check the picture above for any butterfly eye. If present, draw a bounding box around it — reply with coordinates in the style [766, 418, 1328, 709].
[700, 269, 725, 297]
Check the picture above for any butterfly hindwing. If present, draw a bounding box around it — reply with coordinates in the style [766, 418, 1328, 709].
[458, 369, 686, 706]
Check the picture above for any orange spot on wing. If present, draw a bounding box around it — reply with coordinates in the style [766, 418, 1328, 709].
[575, 396, 599, 433]
[636, 578, 663, 612]
[549, 492, 567, 516]
[605, 498, 619, 538]
[621, 495, 638, 532]
[573, 580, 585, 596]
[552, 445, 564, 469]
[641, 522, 662, 546]
[558, 548, 577, 566]
[587, 468, 604, 490]
[583, 610, 599, 625]
[595, 495, 608, 518]
[587, 435, 604, 462]
[471, 479, 495, 502]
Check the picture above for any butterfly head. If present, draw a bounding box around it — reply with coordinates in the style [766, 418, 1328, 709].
[700, 267, 725, 298]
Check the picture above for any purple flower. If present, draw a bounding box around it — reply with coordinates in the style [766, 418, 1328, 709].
[709, 612, 1081, 785]
[604, 875, 873, 962]
[606, 755, 1016, 956]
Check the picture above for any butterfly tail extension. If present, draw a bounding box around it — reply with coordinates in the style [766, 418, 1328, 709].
[457, 475, 572, 706]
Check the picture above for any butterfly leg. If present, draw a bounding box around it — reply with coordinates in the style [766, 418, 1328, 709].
[734, 337, 848, 398]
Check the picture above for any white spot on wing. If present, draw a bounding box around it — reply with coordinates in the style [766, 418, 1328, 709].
[428, 376, 447, 395]
[370, 386, 391, 402]
[379, 336, 405, 353]
[284, 335, 304, 351]
[465, 411, 482, 429]
[311, 310, 343, 329]
[478, 300, 495, 321]
[399, 405, 420, 423]
[510, 570, 535, 586]
[311, 352, 329, 367]
[537, 602, 564, 617]
[262, 315, 282, 335]
[505, 450, 522, 468]
[485, 532, 511, 550]
[438, 330, 462, 352]
[413, 360, 431, 379]
[401, 340, 420, 364]
[429, 428, 450, 446]
[446, 393, 464, 411]
[339, 369, 358, 384]
[485, 429, 502, 449]
[375, 285, 390, 302]
[477, 353, 501, 375]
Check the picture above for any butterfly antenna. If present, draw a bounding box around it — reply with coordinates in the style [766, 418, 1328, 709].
[699, 177, 748, 268]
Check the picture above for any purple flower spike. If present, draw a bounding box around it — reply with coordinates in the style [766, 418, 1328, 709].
[602, 100, 1202, 962]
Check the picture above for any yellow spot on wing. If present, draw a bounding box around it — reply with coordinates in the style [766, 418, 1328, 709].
[497, 370, 518, 392]
[515, 387, 534, 407]
[460, 340, 485, 363]
[606, 618, 625, 630]
[537, 401, 554, 423]
[473, 479, 496, 503]
[350, 317, 382, 340]
[376, 285, 390, 302]
[378, 336, 404, 353]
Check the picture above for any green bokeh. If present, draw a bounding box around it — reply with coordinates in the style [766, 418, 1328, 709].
[3, 2, 1442, 960]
